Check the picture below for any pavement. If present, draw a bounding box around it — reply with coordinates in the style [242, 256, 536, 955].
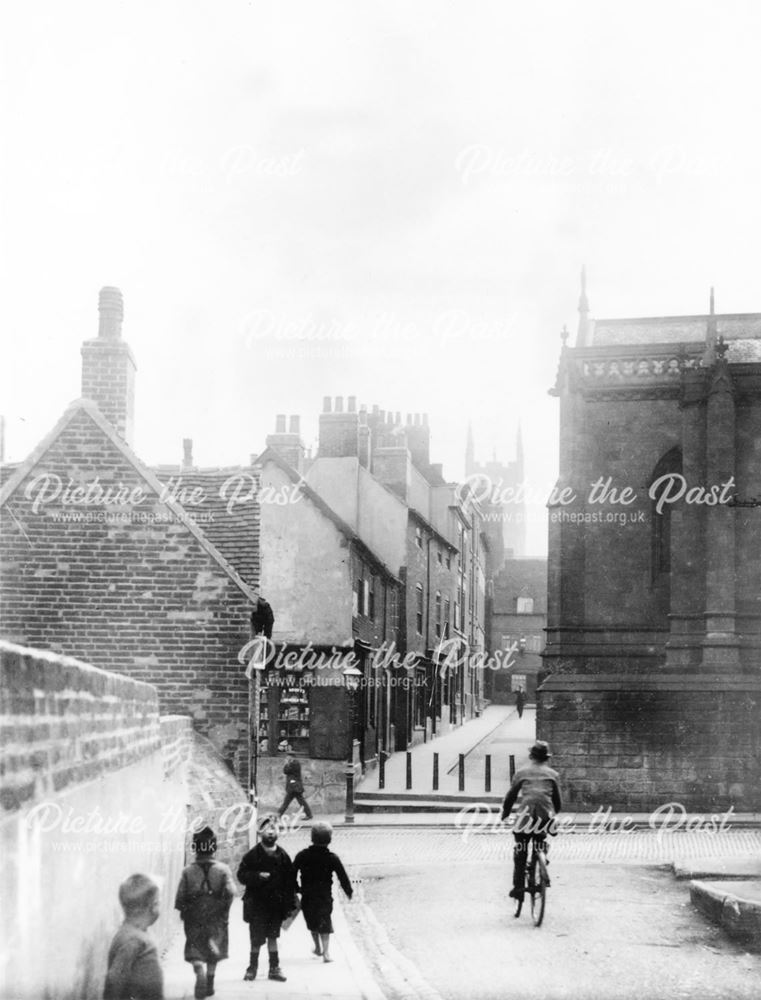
[356, 704, 531, 800]
[162, 892, 385, 1000]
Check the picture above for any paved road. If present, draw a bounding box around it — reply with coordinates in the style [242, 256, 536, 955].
[348, 860, 761, 1000]
[275, 828, 761, 1000]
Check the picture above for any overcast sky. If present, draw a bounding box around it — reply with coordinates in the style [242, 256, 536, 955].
[2, 1, 760, 554]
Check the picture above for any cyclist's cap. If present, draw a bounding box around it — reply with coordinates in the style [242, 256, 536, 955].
[529, 740, 551, 761]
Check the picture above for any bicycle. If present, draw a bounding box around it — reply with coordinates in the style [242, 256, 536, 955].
[513, 835, 549, 927]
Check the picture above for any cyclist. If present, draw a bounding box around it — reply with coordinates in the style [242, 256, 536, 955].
[501, 740, 562, 902]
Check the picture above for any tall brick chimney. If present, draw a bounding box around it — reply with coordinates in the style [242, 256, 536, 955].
[81, 287, 136, 445]
[318, 395, 360, 457]
[406, 412, 431, 472]
[266, 413, 306, 471]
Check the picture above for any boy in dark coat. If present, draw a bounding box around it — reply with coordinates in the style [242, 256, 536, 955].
[237, 817, 296, 982]
[293, 822, 353, 962]
[175, 827, 236, 998]
[104, 873, 163, 1000]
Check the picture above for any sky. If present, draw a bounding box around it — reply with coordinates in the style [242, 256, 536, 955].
[2, 0, 761, 555]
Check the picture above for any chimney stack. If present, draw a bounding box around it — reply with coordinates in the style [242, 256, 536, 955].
[266, 413, 306, 472]
[406, 410, 431, 473]
[81, 286, 136, 445]
[358, 406, 371, 469]
[318, 394, 360, 458]
[182, 438, 193, 470]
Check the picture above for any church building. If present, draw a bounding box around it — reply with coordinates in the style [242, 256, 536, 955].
[540, 274, 761, 811]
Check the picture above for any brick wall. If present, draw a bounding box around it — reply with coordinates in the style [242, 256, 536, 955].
[0, 407, 254, 776]
[0, 641, 189, 1000]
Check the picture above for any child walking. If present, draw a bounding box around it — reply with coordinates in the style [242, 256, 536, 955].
[103, 873, 163, 1000]
[175, 827, 236, 998]
[293, 822, 353, 963]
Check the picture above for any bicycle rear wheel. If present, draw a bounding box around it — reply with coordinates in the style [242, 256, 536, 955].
[530, 851, 548, 927]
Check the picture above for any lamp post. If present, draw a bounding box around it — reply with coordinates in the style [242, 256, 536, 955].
[343, 664, 362, 824]
[239, 635, 267, 835]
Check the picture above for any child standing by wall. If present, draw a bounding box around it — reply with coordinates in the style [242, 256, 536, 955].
[174, 827, 236, 998]
[293, 822, 353, 963]
[103, 873, 163, 1000]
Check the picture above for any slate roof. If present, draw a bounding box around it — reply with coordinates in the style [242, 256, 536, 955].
[151, 465, 259, 588]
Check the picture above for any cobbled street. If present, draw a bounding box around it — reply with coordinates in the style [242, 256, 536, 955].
[279, 828, 761, 1000]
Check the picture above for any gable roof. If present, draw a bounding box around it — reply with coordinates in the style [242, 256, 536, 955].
[255, 446, 401, 584]
[0, 399, 260, 606]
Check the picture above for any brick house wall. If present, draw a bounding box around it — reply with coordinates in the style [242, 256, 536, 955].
[0, 404, 255, 777]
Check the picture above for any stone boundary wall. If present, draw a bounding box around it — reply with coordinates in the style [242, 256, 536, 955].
[538, 673, 761, 811]
[0, 640, 190, 1000]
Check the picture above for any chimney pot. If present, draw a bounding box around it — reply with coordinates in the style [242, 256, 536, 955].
[372, 404, 379, 415]
[275, 414, 287, 433]
[323, 396, 332, 413]
[348, 396, 357, 413]
[289, 415, 300, 434]
[415, 413, 421, 426]
[423, 413, 429, 427]
[182, 438, 193, 469]
[395, 411, 401, 425]
[335, 396, 344, 413]
[98, 286, 124, 340]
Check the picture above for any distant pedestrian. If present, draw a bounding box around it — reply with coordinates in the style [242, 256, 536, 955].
[104, 873, 163, 1000]
[516, 688, 525, 718]
[237, 817, 297, 982]
[175, 826, 236, 998]
[278, 755, 313, 820]
[294, 822, 353, 963]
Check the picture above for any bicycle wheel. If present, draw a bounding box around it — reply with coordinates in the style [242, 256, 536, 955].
[531, 850, 548, 927]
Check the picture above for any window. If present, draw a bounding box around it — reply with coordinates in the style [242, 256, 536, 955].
[454, 600, 460, 631]
[516, 597, 534, 614]
[368, 576, 376, 620]
[415, 526, 423, 549]
[352, 577, 360, 616]
[444, 597, 451, 638]
[446, 551, 452, 570]
[416, 584, 424, 634]
[501, 634, 514, 651]
[362, 579, 370, 618]
[511, 674, 527, 692]
[435, 591, 442, 638]
[437, 547, 442, 565]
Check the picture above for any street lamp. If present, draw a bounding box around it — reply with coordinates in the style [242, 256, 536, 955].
[343, 664, 362, 824]
[238, 635, 267, 833]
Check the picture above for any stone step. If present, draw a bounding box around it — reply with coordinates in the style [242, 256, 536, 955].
[357, 791, 502, 804]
